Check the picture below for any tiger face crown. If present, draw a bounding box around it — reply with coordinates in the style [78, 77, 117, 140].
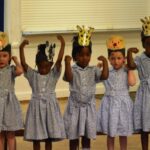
[0, 32, 9, 50]
[77, 25, 94, 46]
[141, 16, 150, 36]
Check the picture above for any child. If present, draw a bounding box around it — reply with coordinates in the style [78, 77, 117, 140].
[97, 35, 136, 150]
[63, 25, 109, 150]
[0, 32, 24, 150]
[127, 16, 150, 150]
[19, 35, 66, 150]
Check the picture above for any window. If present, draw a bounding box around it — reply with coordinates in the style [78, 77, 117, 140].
[21, 0, 148, 35]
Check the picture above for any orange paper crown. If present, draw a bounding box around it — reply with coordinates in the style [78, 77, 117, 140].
[0, 32, 9, 50]
[106, 35, 125, 50]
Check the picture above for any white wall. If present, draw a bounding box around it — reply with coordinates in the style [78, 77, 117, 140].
[4, 0, 143, 100]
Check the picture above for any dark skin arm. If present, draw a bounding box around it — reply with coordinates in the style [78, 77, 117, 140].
[19, 40, 29, 72]
[64, 55, 73, 82]
[97, 56, 109, 80]
[55, 35, 65, 71]
[127, 47, 139, 70]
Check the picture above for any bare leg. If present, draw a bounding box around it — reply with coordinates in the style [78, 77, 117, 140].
[33, 141, 40, 150]
[0, 131, 5, 150]
[119, 136, 127, 150]
[107, 136, 115, 150]
[69, 139, 79, 150]
[141, 131, 148, 150]
[81, 136, 90, 149]
[6, 131, 16, 150]
[45, 139, 52, 150]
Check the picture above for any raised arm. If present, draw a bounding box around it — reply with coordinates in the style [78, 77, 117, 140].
[64, 55, 73, 82]
[11, 56, 23, 76]
[127, 48, 139, 70]
[55, 35, 65, 71]
[19, 40, 29, 72]
[127, 70, 136, 86]
[97, 56, 109, 80]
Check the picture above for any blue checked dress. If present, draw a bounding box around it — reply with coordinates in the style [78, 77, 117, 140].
[63, 64, 102, 140]
[97, 67, 133, 137]
[24, 66, 66, 141]
[0, 65, 23, 132]
[134, 53, 150, 132]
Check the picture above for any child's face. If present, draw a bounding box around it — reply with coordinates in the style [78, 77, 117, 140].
[109, 51, 125, 70]
[143, 37, 150, 57]
[37, 61, 53, 75]
[0, 51, 10, 68]
[76, 47, 91, 68]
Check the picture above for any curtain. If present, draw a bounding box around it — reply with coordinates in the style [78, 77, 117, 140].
[0, 0, 4, 31]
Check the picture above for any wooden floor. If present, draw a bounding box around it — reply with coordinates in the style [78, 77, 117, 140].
[14, 95, 150, 150]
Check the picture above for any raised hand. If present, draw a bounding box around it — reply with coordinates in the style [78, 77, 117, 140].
[65, 55, 72, 63]
[57, 35, 65, 45]
[97, 55, 107, 62]
[128, 47, 139, 54]
[19, 39, 29, 49]
[11, 56, 18, 62]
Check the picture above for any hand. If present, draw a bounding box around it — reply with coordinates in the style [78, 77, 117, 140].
[97, 56, 107, 62]
[128, 47, 139, 54]
[19, 40, 29, 49]
[97, 62, 103, 68]
[65, 55, 72, 63]
[11, 56, 18, 63]
[57, 35, 65, 45]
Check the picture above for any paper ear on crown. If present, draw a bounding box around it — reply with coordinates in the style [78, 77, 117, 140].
[0, 32, 9, 50]
[106, 35, 125, 50]
[141, 16, 150, 36]
[77, 25, 94, 46]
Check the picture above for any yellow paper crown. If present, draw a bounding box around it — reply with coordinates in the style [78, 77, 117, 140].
[106, 35, 125, 50]
[141, 16, 150, 36]
[77, 25, 94, 46]
[0, 32, 9, 50]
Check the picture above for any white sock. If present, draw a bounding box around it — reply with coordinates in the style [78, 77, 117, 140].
[82, 148, 90, 150]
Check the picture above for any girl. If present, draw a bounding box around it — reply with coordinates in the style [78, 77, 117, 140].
[0, 32, 24, 150]
[19, 35, 66, 150]
[127, 16, 150, 150]
[63, 25, 109, 150]
[97, 35, 136, 150]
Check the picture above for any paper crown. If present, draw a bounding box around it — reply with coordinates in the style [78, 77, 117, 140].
[106, 35, 125, 50]
[77, 25, 94, 46]
[141, 16, 150, 36]
[0, 32, 9, 51]
[36, 41, 56, 64]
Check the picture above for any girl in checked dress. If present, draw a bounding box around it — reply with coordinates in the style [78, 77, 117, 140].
[19, 35, 66, 150]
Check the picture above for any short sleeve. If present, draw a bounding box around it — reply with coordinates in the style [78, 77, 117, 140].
[94, 66, 102, 83]
[11, 65, 17, 78]
[24, 67, 35, 84]
[134, 56, 140, 67]
[51, 65, 61, 80]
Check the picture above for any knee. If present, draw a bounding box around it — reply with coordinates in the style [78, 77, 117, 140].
[6, 132, 15, 140]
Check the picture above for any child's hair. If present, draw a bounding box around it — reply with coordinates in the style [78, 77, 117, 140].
[108, 49, 125, 57]
[72, 36, 92, 61]
[36, 44, 48, 65]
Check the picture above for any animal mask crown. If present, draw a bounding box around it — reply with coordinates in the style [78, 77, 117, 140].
[77, 25, 94, 46]
[106, 35, 125, 50]
[36, 41, 56, 64]
[0, 32, 9, 51]
[141, 16, 150, 36]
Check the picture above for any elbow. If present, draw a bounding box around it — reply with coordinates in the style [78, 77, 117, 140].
[128, 80, 136, 86]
